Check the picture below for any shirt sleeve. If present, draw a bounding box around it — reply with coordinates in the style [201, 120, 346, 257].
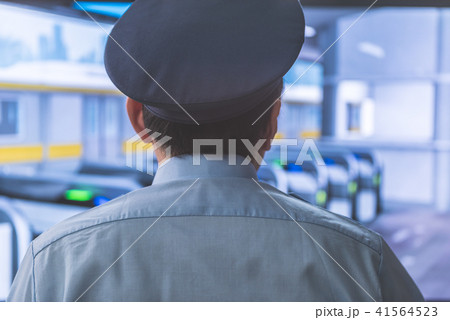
[378, 238, 424, 302]
[7, 243, 35, 302]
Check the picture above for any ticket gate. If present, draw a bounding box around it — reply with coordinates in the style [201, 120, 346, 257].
[263, 148, 329, 207]
[354, 151, 383, 214]
[257, 165, 288, 193]
[0, 172, 142, 239]
[317, 148, 360, 220]
[352, 150, 383, 222]
[0, 205, 13, 301]
[283, 161, 329, 208]
[0, 172, 141, 209]
[78, 161, 155, 187]
[0, 197, 33, 300]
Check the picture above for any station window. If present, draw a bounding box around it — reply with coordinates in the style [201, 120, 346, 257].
[347, 103, 361, 133]
[0, 100, 19, 135]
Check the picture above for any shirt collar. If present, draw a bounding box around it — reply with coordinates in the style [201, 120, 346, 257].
[152, 155, 258, 185]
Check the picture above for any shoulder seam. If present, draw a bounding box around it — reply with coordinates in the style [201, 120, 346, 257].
[298, 219, 381, 254]
[284, 194, 381, 253]
[33, 213, 380, 256]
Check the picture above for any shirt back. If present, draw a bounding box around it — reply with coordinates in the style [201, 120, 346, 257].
[8, 157, 423, 302]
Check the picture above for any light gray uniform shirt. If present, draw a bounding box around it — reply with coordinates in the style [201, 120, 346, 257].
[8, 156, 423, 301]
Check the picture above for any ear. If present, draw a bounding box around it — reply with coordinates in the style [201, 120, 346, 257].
[262, 99, 281, 151]
[126, 98, 146, 136]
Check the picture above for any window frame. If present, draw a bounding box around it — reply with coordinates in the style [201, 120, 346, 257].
[0, 92, 24, 143]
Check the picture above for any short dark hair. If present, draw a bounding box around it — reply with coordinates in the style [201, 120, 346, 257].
[142, 82, 282, 160]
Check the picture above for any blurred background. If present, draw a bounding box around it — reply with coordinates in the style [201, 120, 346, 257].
[0, 0, 450, 301]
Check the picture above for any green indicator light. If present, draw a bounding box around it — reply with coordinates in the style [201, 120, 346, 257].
[272, 159, 283, 169]
[373, 174, 381, 186]
[348, 182, 358, 195]
[316, 190, 327, 206]
[65, 189, 93, 202]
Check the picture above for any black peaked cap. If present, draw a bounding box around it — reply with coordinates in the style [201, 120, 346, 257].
[105, 0, 305, 124]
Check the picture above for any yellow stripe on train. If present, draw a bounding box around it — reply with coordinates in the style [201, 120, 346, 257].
[0, 82, 122, 95]
[0, 144, 83, 163]
[0, 145, 43, 163]
[48, 144, 83, 160]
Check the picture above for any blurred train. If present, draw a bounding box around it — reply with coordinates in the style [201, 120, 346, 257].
[0, 60, 129, 169]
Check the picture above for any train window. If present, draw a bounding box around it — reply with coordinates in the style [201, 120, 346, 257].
[0, 100, 19, 135]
